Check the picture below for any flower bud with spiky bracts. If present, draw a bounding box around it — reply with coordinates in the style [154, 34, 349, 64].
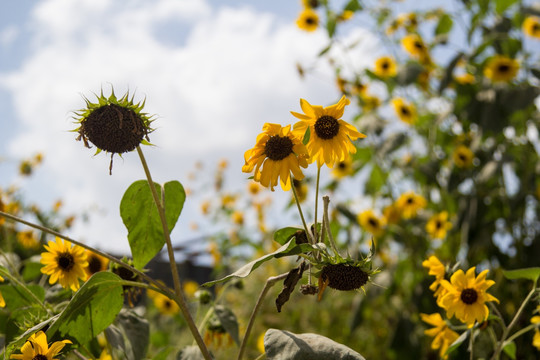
[73, 88, 155, 174]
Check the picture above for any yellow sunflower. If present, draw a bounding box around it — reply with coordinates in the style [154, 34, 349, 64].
[420, 313, 459, 359]
[422, 255, 448, 305]
[523, 16, 540, 39]
[360, 93, 381, 112]
[247, 181, 262, 195]
[391, 97, 417, 125]
[532, 315, 540, 350]
[152, 292, 180, 315]
[10, 331, 72, 360]
[483, 55, 519, 82]
[291, 96, 366, 168]
[401, 34, 430, 63]
[0, 275, 5, 308]
[439, 267, 499, 327]
[358, 210, 386, 237]
[383, 203, 401, 224]
[374, 56, 397, 78]
[426, 211, 453, 239]
[296, 8, 319, 32]
[242, 123, 309, 191]
[395, 191, 426, 219]
[40, 237, 88, 291]
[85, 250, 110, 278]
[16, 230, 40, 249]
[452, 145, 474, 168]
[331, 157, 354, 179]
[454, 73, 475, 85]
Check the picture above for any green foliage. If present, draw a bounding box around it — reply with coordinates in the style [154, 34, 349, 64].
[120, 180, 185, 269]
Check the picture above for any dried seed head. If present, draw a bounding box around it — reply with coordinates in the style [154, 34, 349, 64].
[320, 264, 369, 291]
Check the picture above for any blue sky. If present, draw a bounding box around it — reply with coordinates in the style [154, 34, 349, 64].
[0, 0, 382, 259]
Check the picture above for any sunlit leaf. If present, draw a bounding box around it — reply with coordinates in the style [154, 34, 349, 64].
[435, 13, 453, 35]
[503, 341, 517, 360]
[502, 267, 540, 282]
[274, 227, 303, 245]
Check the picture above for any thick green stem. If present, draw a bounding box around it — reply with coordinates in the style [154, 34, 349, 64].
[136, 146, 212, 360]
[237, 272, 289, 360]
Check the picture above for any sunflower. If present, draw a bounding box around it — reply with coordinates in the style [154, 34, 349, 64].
[242, 123, 309, 191]
[10, 331, 72, 360]
[152, 292, 180, 315]
[532, 315, 540, 350]
[383, 203, 401, 224]
[420, 313, 459, 359]
[439, 267, 499, 327]
[422, 256, 447, 304]
[16, 230, 40, 249]
[454, 73, 475, 85]
[358, 210, 386, 237]
[296, 8, 319, 32]
[85, 250, 110, 278]
[291, 96, 366, 168]
[483, 55, 519, 82]
[374, 56, 397, 78]
[426, 211, 452, 239]
[40, 237, 88, 291]
[247, 181, 262, 195]
[360, 93, 381, 112]
[395, 191, 426, 219]
[73, 89, 155, 174]
[183, 280, 199, 298]
[523, 16, 540, 39]
[331, 157, 354, 179]
[452, 145, 474, 168]
[392, 97, 417, 125]
[401, 34, 430, 63]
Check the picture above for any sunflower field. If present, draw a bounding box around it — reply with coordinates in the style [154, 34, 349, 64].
[1, 0, 540, 359]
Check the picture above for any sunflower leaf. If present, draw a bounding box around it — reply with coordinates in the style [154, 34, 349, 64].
[502, 267, 540, 282]
[214, 305, 240, 345]
[47, 272, 124, 345]
[274, 227, 303, 245]
[502, 341, 517, 360]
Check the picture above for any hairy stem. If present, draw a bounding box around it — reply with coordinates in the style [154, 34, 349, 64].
[291, 175, 314, 243]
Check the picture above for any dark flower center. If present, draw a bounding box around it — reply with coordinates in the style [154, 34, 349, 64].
[382, 61, 390, 69]
[314, 115, 340, 140]
[435, 220, 442, 230]
[265, 135, 294, 161]
[460, 288, 478, 304]
[33, 355, 48, 360]
[458, 153, 467, 162]
[400, 106, 411, 116]
[320, 264, 369, 291]
[368, 218, 378, 227]
[497, 64, 510, 73]
[88, 255, 103, 274]
[306, 16, 317, 25]
[406, 197, 414, 204]
[294, 230, 309, 244]
[57, 252, 75, 271]
[338, 161, 347, 169]
[164, 300, 172, 309]
[414, 41, 424, 50]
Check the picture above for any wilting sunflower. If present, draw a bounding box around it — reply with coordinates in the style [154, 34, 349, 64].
[426, 211, 452, 239]
[358, 210, 386, 237]
[85, 250, 110, 278]
[395, 191, 426, 219]
[10, 331, 72, 360]
[291, 96, 366, 168]
[242, 123, 309, 191]
[40, 237, 88, 291]
[296, 7, 319, 32]
[452, 145, 474, 168]
[439, 267, 499, 327]
[483, 55, 519, 82]
[392, 97, 417, 125]
[73, 89, 155, 174]
[420, 313, 459, 359]
[374, 56, 397, 78]
[523, 16, 540, 39]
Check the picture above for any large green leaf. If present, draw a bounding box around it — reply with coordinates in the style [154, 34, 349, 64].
[274, 227, 303, 245]
[120, 180, 186, 269]
[502, 267, 540, 282]
[47, 272, 124, 345]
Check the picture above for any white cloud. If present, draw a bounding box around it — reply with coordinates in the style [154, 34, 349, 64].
[0, 0, 377, 256]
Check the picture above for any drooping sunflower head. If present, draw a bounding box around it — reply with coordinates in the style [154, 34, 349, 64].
[523, 16, 540, 39]
[440, 267, 499, 327]
[40, 237, 88, 291]
[291, 95, 366, 168]
[483, 55, 519, 83]
[426, 211, 452, 240]
[296, 7, 319, 32]
[111, 260, 143, 306]
[319, 263, 370, 292]
[242, 123, 309, 191]
[374, 56, 397, 78]
[391, 97, 417, 125]
[452, 145, 474, 168]
[73, 88, 155, 174]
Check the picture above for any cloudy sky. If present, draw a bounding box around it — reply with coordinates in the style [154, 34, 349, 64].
[0, 0, 382, 260]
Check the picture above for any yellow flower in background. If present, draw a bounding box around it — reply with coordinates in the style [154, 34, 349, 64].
[200, 200, 211, 215]
[358, 210, 386, 237]
[360, 93, 381, 112]
[395, 191, 426, 219]
[183, 280, 199, 298]
[242, 123, 309, 191]
[484, 55, 519, 82]
[10, 331, 72, 360]
[296, 7, 319, 32]
[291, 96, 366, 168]
[420, 313, 459, 359]
[0, 275, 5, 308]
[440, 267, 499, 327]
[336, 76, 348, 94]
[351, 81, 368, 96]
[392, 98, 417, 125]
[232, 211, 244, 225]
[331, 158, 354, 179]
[152, 292, 180, 315]
[452, 145, 474, 168]
[426, 212, 453, 239]
[337, 10, 354, 22]
[383, 203, 401, 224]
[208, 242, 221, 265]
[85, 251, 110, 278]
[401, 34, 430, 61]
[257, 332, 266, 353]
[247, 181, 262, 195]
[532, 315, 540, 350]
[374, 56, 397, 78]
[16, 230, 40, 249]
[454, 73, 475, 85]
[523, 16, 540, 39]
[40, 237, 88, 291]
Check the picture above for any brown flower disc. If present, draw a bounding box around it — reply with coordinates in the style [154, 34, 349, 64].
[320, 264, 368, 291]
